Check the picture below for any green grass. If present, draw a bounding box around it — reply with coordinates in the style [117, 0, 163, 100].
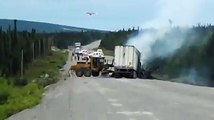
[0, 78, 43, 120]
[0, 51, 68, 120]
[24, 51, 68, 87]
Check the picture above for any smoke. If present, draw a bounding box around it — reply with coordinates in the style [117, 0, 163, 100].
[179, 68, 211, 86]
[127, 28, 171, 61]
[125, 0, 214, 86]
[126, 0, 202, 62]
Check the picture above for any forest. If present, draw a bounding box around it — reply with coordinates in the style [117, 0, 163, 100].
[0, 20, 52, 78]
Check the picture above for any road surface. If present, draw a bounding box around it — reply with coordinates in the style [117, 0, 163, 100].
[8, 41, 214, 120]
[82, 40, 101, 49]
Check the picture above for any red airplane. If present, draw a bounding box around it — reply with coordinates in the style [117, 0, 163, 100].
[86, 12, 96, 16]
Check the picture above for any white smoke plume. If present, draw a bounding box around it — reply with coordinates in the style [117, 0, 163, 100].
[126, 0, 203, 62]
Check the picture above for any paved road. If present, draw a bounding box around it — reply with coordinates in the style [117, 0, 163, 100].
[8, 72, 214, 120]
[82, 40, 101, 49]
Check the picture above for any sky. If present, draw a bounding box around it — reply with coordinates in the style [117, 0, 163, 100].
[0, 0, 213, 30]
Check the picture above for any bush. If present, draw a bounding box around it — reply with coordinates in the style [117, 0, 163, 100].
[0, 84, 12, 104]
[34, 77, 57, 87]
[21, 83, 43, 96]
[13, 78, 28, 86]
[0, 78, 12, 104]
[0, 82, 43, 120]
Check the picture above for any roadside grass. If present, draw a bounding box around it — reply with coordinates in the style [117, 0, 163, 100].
[0, 78, 43, 120]
[0, 50, 68, 120]
[24, 51, 68, 87]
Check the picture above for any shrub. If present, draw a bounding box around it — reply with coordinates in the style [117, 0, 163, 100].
[13, 78, 28, 86]
[0, 84, 11, 104]
[0, 82, 43, 120]
[0, 78, 12, 104]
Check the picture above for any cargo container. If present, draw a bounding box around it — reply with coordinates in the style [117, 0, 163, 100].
[114, 45, 141, 78]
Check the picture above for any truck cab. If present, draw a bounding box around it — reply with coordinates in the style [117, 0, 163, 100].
[74, 42, 81, 47]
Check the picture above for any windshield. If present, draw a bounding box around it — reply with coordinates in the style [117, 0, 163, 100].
[93, 58, 105, 68]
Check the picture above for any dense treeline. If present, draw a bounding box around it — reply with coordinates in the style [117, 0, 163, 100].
[0, 20, 52, 78]
[100, 28, 138, 50]
[51, 28, 138, 50]
[148, 25, 214, 86]
[50, 31, 105, 49]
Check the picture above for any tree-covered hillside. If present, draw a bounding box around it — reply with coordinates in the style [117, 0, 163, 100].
[0, 20, 52, 78]
[0, 19, 105, 33]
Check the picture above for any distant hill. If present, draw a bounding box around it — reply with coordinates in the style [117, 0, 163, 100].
[0, 19, 105, 33]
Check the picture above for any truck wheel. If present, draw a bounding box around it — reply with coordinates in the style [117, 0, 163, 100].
[84, 68, 91, 77]
[76, 69, 83, 77]
[92, 71, 99, 77]
[115, 73, 121, 78]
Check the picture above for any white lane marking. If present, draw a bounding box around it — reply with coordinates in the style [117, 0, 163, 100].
[108, 98, 118, 102]
[116, 111, 143, 116]
[111, 103, 123, 107]
[115, 79, 130, 82]
[108, 98, 123, 107]
[116, 111, 159, 120]
[129, 118, 136, 120]
[116, 111, 153, 116]
[141, 111, 153, 115]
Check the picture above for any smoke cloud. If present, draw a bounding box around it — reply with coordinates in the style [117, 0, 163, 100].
[178, 68, 210, 86]
[126, 0, 203, 62]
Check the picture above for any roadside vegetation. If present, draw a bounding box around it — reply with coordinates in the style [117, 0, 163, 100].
[0, 51, 67, 120]
[0, 20, 68, 120]
[24, 51, 67, 87]
[0, 78, 43, 120]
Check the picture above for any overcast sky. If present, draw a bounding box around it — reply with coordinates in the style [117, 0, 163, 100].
[0, 0, 213, 30]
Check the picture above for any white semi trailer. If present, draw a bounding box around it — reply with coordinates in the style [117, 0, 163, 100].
[114, 45, 142, 79]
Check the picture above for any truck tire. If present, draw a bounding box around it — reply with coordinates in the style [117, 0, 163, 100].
[92, 71, 99, 77]
[84, 68, 91, 77]
[76, 69, 83, 77]
[115, 73, 121, 78]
